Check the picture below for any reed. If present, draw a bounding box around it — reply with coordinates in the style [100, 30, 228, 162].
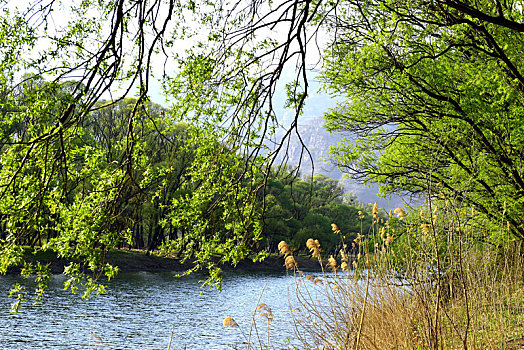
[283, 199, 524, 349]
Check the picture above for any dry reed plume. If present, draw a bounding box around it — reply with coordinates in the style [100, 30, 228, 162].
[221, 199, 523, 349]
[287, 201, 524, 350]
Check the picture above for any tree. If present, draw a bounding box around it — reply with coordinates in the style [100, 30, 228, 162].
[5, 0, 521, 305]
[308, 174, 345, 208]
[0, 0, 289, 297]
[321, 0, 524, 242]
[257, 170, 371, 255]
[84, 98, 193, 252]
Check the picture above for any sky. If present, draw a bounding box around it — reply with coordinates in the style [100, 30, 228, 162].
[4, 0, 339, 126]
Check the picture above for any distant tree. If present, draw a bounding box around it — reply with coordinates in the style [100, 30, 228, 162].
[259, 171, 371, 255]
[85, 98, 194, 252]
[291, 212, 335, 253]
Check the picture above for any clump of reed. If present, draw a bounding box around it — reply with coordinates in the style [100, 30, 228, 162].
[222, 303, 276, 350]
[221, 196, 523, 349]
[282, 198, 524, 349]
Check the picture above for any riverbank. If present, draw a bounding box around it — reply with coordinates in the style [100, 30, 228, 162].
[9, 248, 323, 275]
[107, 249, 324, 273]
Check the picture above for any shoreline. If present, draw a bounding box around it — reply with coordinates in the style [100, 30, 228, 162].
[6, 249, 324, 275]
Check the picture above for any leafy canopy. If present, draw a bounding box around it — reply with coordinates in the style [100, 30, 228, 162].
[321, 0, 524, 242]
[3, 0, 523, 309]
[0, 0, 324, 305]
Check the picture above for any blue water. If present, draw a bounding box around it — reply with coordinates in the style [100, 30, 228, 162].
[0, 270, 309, 349]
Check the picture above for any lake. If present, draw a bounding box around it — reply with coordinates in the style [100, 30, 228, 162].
[0, 270, 318, 349]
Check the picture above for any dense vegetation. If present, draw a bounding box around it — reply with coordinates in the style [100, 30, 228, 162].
[321, 0, 524, 243]
[259, 173, 374, 254]
[0, 75, 371, 298]
[1, 4, 523, 346]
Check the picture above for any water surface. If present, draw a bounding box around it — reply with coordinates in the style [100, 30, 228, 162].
[0, 270, 309, 349]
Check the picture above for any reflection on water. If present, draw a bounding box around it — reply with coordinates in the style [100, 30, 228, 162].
[0, 270, 308, 349]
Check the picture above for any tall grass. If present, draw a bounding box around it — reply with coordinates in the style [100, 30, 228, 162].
[223, 197, 524, 349]
[281, 197, 524, 350]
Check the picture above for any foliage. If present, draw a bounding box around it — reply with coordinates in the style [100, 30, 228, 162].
[0, 0, 289, 299]
[4, 0, 521, 315]
[321, 0, 524, 242]
[0, 81, 191, 305]
[0, 0, 342, 302]
[259, 173, 373, 255]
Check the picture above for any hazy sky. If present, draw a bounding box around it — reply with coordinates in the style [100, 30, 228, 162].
[6, 0, 340, 128]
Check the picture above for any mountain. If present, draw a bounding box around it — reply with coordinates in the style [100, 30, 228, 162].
[270, 118, 405, 211]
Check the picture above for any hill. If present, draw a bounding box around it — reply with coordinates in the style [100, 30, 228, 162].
[270, 118, 404, 210]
